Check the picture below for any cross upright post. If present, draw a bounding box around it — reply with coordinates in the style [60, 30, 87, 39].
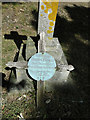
[37, 0, 60, 109]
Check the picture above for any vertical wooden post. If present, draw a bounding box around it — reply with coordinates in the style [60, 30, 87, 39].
[37, 32, 45, 108]
[37, 0, 59, 108]
[37, 80, 45, 108]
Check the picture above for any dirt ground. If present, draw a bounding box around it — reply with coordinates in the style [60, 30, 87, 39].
[1, 2, 89, 119]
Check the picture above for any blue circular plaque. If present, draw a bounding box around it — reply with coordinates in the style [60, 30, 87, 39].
[28, 53, 56, 81]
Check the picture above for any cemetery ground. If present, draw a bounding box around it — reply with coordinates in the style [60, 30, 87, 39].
[1, 2, 89, 120]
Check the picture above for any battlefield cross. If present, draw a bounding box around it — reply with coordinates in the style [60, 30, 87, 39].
[6, 0, 74, 109]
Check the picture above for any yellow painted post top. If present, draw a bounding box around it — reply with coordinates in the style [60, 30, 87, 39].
[38, 0, 59, 40]
[41, 0, 59, 39]
[41, 0, 59, 21]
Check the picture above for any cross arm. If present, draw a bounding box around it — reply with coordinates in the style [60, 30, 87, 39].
[6, 61, 28, 69]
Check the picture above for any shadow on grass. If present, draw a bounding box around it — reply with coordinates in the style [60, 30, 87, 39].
[4, 31, 27, 50]
[54, 4, 89, 98]
[3, 31, 39, 93]
[0, 71, 27, 92]
[30, 9, 38, 32]
[2, 2, 22, 5]
[0, 72, 9, 88]
[3, 31, 27, 91]
[54, 5, 89, 118]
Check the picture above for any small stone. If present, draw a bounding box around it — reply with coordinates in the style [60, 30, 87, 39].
[14, 19, 17, 23]
[2, 98, 4, 101]
[7, 16, 9, 18]
[20, 113, 24, 118]
[23, 95, 26, 98]
[67, 65, 74, 71]
[2, 104, 5, 110]
[18, 97, 22, 100]
[45, 99, 51, 104]
[20, 9, 24, 12]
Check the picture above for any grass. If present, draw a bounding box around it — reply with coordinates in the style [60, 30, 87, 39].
[2, 91, 36, 120]
[2, 2, 38, 73]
